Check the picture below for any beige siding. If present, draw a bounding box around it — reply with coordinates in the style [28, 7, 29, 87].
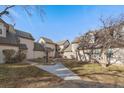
[45, 43, 56, 57]
[77, 48, 124, 64]
[8, 25, 16, 34]
[110, 48, 124, 64]
[33, 51, 46, 59]
[63, 49, 90, 61]
[78, 50, 89, 61]
[19, 37, 34, 59]
[0, 23, 6, 38]
[59, 45, 64, 51]
[59, 41, 70, 51]
[63, 52, 76, 59]
[38, 39, 56, 58]
[72, 43, 79, 52]
[0, 45, 18, 63]
[63, 43, 78, 59]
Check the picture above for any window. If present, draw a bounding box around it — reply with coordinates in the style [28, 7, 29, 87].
[0, 28, 2, 34]
[107, 49, 113, 59]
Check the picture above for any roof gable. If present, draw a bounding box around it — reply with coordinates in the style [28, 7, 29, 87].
[40, 37, 56, 44]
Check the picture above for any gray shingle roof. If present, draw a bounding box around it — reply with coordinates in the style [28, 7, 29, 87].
[0, 19, 34, 47]
[0, 32, 19, 46]
[34, 42, 45, 51]
[0, 29, 35, 46]
[16, 29, 35, 40]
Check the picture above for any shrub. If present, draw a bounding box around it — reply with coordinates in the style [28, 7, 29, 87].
[14, 50, 26, 62]
[2, 49, 16, 63]
[2, 49, 26, 63]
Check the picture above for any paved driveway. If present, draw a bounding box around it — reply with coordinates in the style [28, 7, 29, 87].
[28, 62, 81, 80]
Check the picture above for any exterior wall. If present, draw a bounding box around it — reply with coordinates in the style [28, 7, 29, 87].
[110, 48, 124, 64]
[59, 45, 64, 51]
[0, 45, 18, 64]
[62, 40, 124, 64]
[0, 23, 6, 38]
[38, 39, 56, 58]
[78, 50, 90, 61]
[63, 43, 79, 60]
[33, 51, 46, 59]
[63, 52, 76, 59]
[89, 48, 124, 64]
[9, 25, 16, 34]
[77, 48, 124, 64]
[58, 41, 70, 51]
[45, 43, 56, 58]
[19, 37, 34, 59]
[72, 43, 79, 52]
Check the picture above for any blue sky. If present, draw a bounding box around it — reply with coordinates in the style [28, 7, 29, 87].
[1, 5, 124, 42]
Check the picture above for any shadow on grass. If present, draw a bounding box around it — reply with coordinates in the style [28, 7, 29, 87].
[49, 79, 124, 88]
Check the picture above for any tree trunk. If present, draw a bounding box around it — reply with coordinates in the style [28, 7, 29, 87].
[89, 49, 94, 63]
[82, 49, 87, 62]
[98, 50, 109, 67]
[77, 50, 82, 61]
[45, 51, 48, 64]
[76, 51, 78, 60]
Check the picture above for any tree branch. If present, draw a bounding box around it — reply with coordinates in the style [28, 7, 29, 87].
[0, 5, 15, 17]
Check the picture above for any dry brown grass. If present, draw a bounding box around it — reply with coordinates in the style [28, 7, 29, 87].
[28, 58, 55, 65]
[1, 59, 124, 88]
[0, 63, 62, 88]
[62, 60, 124, 87]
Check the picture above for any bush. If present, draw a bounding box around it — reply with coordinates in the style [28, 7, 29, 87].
[14, 50, 26, 62]
[2, 49, 26, 63]
[2, 49, 16, 63]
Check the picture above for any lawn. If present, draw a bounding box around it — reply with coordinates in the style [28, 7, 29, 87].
[0, 63, 62, 88]
[62, 60, 124, 87]
[28, 58, 55, 65]
[1, 60, 124, 88]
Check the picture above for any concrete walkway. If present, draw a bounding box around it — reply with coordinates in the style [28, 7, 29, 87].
[27, 62, 81, 80]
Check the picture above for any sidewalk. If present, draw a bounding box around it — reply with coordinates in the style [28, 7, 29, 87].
[27, 61, 81, 80]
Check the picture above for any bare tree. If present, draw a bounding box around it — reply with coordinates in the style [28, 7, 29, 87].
[78, 14, 124, 67]
[0, 5, 45, 24]
[0, 5, 15, 17]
